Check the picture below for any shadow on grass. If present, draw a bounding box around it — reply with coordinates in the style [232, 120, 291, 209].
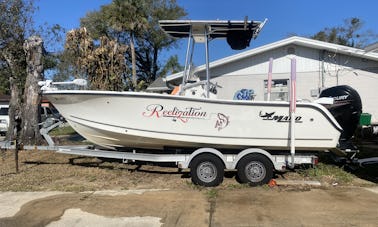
[352, 138, 378, 183]
[318, 150, 378, 184]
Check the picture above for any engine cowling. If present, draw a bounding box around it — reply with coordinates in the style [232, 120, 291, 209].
[319, 85, 362, 142]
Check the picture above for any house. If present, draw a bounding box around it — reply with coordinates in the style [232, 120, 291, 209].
[162, 36, 378, 123]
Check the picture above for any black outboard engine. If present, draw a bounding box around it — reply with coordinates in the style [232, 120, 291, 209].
[319, 85, 362, 151]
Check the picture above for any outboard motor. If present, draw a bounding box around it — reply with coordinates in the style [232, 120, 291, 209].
[319, 85, 362, 150]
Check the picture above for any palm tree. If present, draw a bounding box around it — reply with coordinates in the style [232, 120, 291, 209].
[104, 0, 148, 90]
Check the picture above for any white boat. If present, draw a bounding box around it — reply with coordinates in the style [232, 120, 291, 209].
[43, 90, 342, 150]
[42, 19, 347, 151]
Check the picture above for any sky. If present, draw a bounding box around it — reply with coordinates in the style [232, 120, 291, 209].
[34, 0, 378, 66]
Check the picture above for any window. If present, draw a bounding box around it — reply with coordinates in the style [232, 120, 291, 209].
[0, 107, 9, 115]
[264, 79, 289, 101]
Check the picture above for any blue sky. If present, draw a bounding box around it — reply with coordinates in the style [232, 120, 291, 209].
[34, 0, 378, 66]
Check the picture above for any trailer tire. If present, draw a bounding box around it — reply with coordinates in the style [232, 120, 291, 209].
[190, 154, 224, 187]
[237, 154, 273, 186]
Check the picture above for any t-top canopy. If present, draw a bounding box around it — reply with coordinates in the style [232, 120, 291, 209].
[159, 18, 267, 50]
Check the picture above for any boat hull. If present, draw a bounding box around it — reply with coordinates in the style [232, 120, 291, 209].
[45, 91, 342, 151]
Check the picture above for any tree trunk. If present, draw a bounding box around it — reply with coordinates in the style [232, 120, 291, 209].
[6, 76, 22, 141]
[130, 34, 137, 90]
[2, 51, 23, 141]
[21, 36, 44, 145]
[152, 47, 159, 82]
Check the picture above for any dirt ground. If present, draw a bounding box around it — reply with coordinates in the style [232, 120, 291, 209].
[1, 148, 378, 226]
[1, 149, 191, 191]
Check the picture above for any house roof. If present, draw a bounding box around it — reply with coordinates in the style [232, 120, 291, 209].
[146, 77, 171, 92]
[165, 36, 378, 82]
[365, 42, 378, 52]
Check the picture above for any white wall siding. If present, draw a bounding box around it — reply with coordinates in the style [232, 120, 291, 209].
[213, 74, 267, 100]
[207, 45, 324, 79]
[338, 70, 378, 122]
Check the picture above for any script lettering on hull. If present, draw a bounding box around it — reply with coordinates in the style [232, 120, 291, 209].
[142, 104, 230, 130]
[143, 104, 207, 123]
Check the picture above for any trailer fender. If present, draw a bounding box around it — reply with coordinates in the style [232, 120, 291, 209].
[180, 148, 226, 169]
[231, 148, 278, 170]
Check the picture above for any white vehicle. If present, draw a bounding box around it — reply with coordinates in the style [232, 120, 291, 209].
[0, 105, 9, 136]
[40, 19, 362, 186]
[40, 105, 62, 122]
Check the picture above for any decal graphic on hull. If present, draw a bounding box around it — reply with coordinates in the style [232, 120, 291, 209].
[259, 111, 302, 123]
[215, 113, 230, 131]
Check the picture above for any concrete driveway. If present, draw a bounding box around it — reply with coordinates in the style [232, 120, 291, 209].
[1, 187, 377, 226]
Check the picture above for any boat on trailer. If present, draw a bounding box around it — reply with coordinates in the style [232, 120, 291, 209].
[39, 18, 366, 187]
[42, 19, 357, 153]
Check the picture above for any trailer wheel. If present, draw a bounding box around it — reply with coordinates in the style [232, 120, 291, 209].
[190, 154, 224, 187]
[237, 154, 273, 186]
